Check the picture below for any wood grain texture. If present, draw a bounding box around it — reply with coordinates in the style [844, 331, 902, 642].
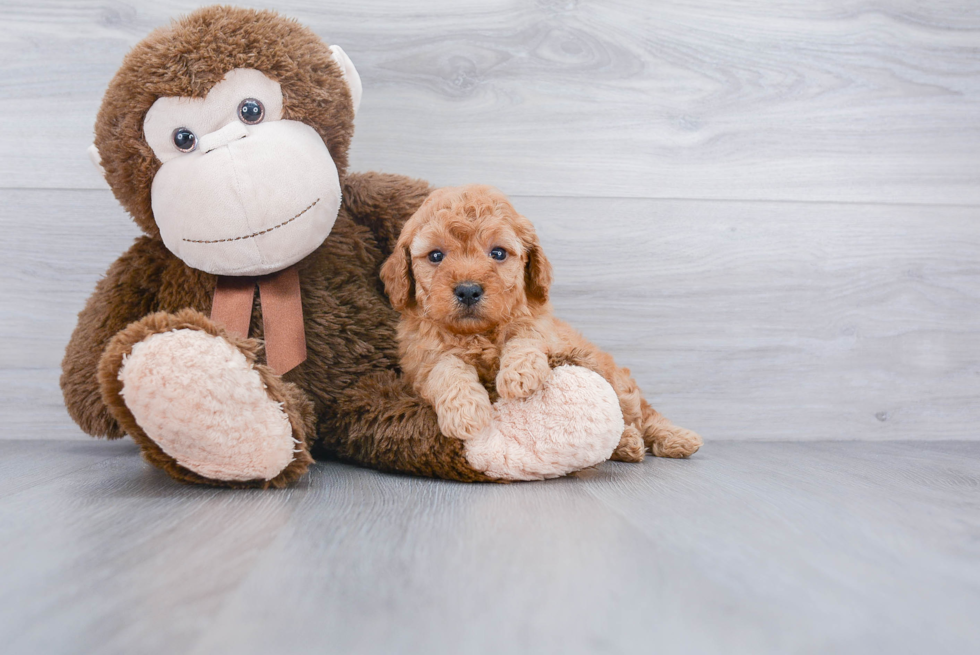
[3, 189, 977, 441]
[0, 440, 977, 654]
[0, 438, 133, 498]
[0, 189, 141, 439]
[1, 0, 979, 202]
[523, 195, 980, 442]
[0, 440, 305, 655]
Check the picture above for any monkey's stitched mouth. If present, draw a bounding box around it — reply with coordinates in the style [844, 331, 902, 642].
[182, 197, 320, 244]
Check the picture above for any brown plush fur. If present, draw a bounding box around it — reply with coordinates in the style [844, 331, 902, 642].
[61, 7, 496, 485]
[380, 185, 703, 459]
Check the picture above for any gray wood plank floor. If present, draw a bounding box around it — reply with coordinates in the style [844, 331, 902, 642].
[1, 439, 977, 655]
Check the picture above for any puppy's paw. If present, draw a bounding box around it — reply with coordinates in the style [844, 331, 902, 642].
[437, 393, 494, 441]
[496, 349, 550, 400]
[649, 425, 703, 458]
[610, 425, 645, 463]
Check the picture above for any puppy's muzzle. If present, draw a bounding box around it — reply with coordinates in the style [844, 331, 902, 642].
[454, 282, 484, 307]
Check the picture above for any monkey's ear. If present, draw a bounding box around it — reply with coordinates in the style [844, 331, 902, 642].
[330, 45, 362, 116]
[87, 143, 107, 181]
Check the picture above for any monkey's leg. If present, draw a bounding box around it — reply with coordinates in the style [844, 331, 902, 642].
[549, 351, 644, 464]
[318, 365, 625, 482]
[640, 398, 703, 459]
[98, 309, 315, 488]
[315, 370, 494, 481]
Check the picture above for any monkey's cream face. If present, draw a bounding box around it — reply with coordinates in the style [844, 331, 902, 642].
[143, 68, 342, 276]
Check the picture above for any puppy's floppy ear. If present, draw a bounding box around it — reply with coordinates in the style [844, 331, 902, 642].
[522, 223, 553, 303]
[380, 244, 416, 312]
[383, 195, 442, 311]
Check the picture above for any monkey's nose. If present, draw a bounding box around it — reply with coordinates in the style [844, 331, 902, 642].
[454, 282, 484, 307]
[199, 121, 249, 153]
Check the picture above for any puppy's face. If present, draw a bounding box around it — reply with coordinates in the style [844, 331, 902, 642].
[381, 185, 553, 335]
[409, 205, 525, 334]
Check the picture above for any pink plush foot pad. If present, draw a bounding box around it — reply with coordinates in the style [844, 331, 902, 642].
[464, 365, 624, 481]
[118, 329, 298, 481]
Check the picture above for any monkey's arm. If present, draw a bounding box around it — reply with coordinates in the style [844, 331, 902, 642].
[60, 238, 179, 437]
[342, 172, 432, 259]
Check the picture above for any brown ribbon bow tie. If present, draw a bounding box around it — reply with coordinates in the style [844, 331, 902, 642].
[210, 265, 307, 375]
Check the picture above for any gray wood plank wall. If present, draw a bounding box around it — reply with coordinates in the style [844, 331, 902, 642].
[1, 0, 978, 441]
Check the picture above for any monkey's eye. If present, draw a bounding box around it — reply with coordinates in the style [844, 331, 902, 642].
[427, 250, 444, 264]
[171, 127, 197, 153]
[490, 247, 507, 261]
[238, 98, 265, 124]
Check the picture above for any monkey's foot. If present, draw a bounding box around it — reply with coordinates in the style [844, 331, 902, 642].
[100, 310, 314, 487]
[464, 366, 624, 481]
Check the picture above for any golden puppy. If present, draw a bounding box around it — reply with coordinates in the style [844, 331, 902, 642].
[380, 184, 702, 461]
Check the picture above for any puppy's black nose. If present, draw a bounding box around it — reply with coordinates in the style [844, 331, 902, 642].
[454, 282, 484, 307]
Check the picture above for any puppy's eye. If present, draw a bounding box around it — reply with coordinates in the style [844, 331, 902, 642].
[489, 247, 507, 261]
[427, 250, 444, 264]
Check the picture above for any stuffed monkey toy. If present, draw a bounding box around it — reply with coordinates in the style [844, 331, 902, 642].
[61, 6, 628, 487]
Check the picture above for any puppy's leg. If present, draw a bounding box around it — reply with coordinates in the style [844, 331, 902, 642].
[611, 425, 645, 462]
[422, 355, 493, 441]
[609, 367, 646, 463]
[497, 338, 551, 400]
[641, 398, 702, 458]
[547, 345, 600, 371]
